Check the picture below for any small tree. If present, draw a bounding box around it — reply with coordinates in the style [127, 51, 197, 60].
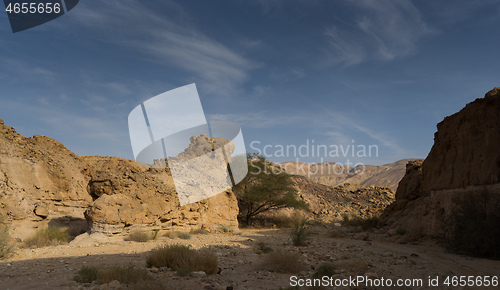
[233, 154, 308, 225]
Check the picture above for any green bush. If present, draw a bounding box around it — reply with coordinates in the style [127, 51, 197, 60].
[24, 226, 69, 248]
[290, 215, 312, 246]
[443, 190, 500, 259]
[312, 263, 335, 278]
[0, 222, 15, 259]
[73, 266, 99, 283]
[145, 244, 218, 274]
[233, 153, 309, 225]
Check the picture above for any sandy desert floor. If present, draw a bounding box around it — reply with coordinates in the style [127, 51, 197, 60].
[1, 226, 499, 290]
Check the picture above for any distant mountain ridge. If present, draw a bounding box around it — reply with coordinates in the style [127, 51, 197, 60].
[280, 159, 421, 190]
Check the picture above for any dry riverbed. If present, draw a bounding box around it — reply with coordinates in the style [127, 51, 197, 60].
[1, 226, 499, 290]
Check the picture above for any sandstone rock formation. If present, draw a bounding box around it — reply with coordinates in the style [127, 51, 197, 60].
[0, 119, 238, 239]
[281, 159, 419, 191]
[380, 87, 500, 238]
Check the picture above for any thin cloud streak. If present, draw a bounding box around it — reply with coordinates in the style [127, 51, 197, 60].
[324, 0, 436, 66]
[208, 109, 407, 156]
[70, 0, 256, 96]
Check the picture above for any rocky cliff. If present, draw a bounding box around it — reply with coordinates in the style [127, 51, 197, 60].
[380, 87, 500, 238]
[0, 119, 238, 240]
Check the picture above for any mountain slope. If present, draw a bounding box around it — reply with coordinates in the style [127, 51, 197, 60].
[281, 159, 420, 190]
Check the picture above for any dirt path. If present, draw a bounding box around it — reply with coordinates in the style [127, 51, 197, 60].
[0, 228, 498, 290]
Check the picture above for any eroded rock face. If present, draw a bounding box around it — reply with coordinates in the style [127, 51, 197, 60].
[82, 156, 238, 234]
[381, 87, 500, 238]
[0, 120, 238, 239]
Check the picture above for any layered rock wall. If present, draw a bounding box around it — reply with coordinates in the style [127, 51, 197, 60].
[380, 88, 500, 238]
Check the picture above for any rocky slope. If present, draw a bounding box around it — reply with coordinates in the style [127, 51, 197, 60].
[380, 87, 500, 238]
[250, 161, 396, 224]
[0, 118, 238, 240]
[281, 159, 418, 191]
[291, 176, 395, 222]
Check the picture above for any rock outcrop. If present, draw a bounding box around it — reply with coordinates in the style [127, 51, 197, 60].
[0, 119, 238, 239]
[380, 87, 500, 238]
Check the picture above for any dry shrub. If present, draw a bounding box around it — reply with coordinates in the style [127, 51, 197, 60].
[337, 258, 368, 275]
[256, 241, 274, 254]
[129, 279, 167, 290]
[290, 213, 313, 246]
[341, 214, 379, 230]
[264, 250, 306, 273]
[74, 265, 149, 285]
[0, 222, 15, 259]
[73, 266, 99, 283]
[190, 228, 209, 235]
[99, 266, 149, 284]
[217, 224, 233, 233]
[24, 226, 69, 248]
[145, 244, 218, 274]
[127, 229, 151, 243]
[312, 263, 335, 278]
[164, 231, 192, 240]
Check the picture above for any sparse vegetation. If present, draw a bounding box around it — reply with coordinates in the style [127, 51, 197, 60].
[178, 232, 192, 240]
[337, 258, 368, 275]
[24, 226, 69, 248]
[73, 266, 99, 283]
[290, 214, 313, 246]
[0, 221, 15, 259]
[152, 229, 160, 240]
[443, 190, 500, 259]
[233, 153, 309, 225]
[145, 244, 218, 274]
[176, 268, 191, 276]
[218, 224, 233, 233]
[256, 241, 274, 254]
[73, 265, 149, 284]
[340, 213, 379, 230]
[126, 229, 152, 242]
[396, 228, 407, 235]
[264, 250, 305, 273]
[99, 265, 149, 284]
[312, 263, 335, 278]
[190, 228, 209, 235]
[164, 230, 192, 240]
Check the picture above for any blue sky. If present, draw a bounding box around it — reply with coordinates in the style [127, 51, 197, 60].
[0, 0, 499, 165]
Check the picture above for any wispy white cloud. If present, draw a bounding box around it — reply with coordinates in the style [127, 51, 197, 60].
[0, 58, 55, 80]
[208, 108, 406, 156]
[69, 0, 256, 96]
[239, 39, 263, 50]
[324, 0, 435, 66]
[271, 67, 305, 82]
